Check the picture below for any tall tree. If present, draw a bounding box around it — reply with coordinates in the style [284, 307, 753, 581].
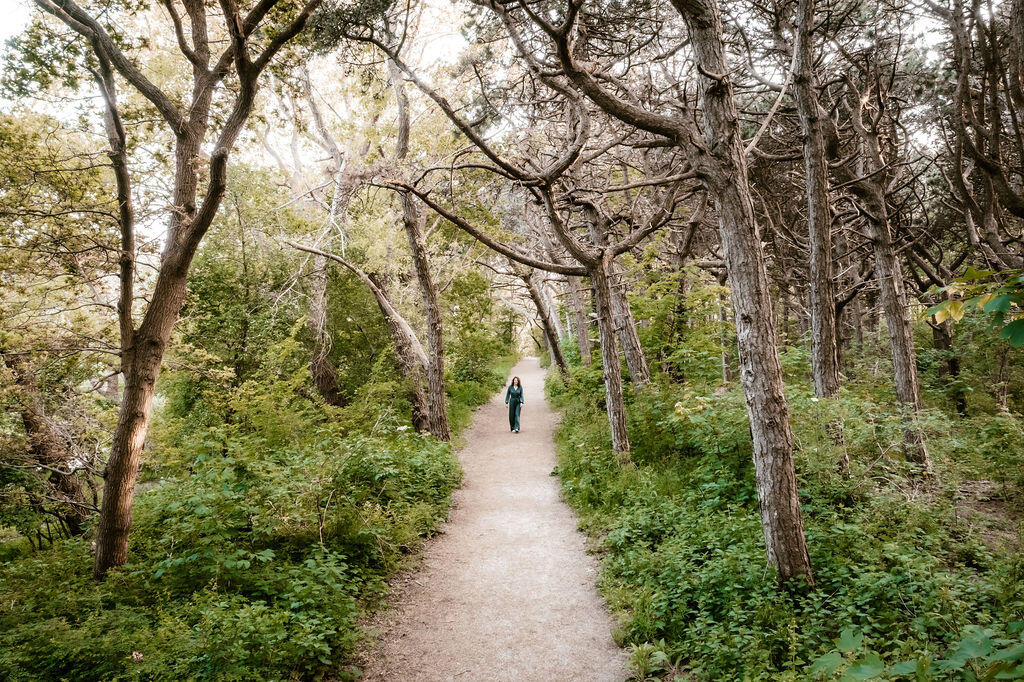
[30, 0, 321, 578]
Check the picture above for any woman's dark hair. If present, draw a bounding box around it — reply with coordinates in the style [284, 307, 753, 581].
[511, 376, 521, 387]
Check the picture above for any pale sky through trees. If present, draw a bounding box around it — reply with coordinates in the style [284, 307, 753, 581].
[0, 1, 31, 45]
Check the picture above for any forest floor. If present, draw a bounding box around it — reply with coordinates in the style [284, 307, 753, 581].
[355, 357, 625, 681]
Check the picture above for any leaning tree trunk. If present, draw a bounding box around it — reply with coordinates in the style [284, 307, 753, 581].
[369, 272, 431, 431]
[586, 211, 650, 385]
[673, 0, 814, 584]
[590, 254, 631, 459]
[609, 264, 650, 385]
[568, 276, 592, 365]
[307, 254, 344, 406]
[402, 197, 451, 442]
[866, 210, 930, 469]
[523, 270, 569, 376]
[3, 353, 90, 535]
[95, 259, 193, 576]
[390, 57, 450, 442]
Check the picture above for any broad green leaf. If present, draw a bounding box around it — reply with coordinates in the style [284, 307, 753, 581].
[811, 650, 845, 674]
[976, 293, 996, 309]
[999, 320, 1024, 347]
[983, 294, 1014, 313]
[842, 653, 885, 681]
[992, 641, 1024, 662]
[838, 628, 864, 654]
[889, 660, 919, 674]
[962, 266, 996, 281]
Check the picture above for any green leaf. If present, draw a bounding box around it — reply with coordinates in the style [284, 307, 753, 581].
[962, 266, 996, 281]
[991, 641, 1024, 662]
[811, 650, 845, 674]
[889, 660, 919, 674]
[999, 320, 1024, 347]
[838, 628, 865, 654]
[983, 294, 1014, 313]
[842, 653, 885, 681]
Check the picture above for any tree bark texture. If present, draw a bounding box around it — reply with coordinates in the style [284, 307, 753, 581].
[307, 254, 344, 406]
[590, 254, 631, 458]
[794, 0, 841, 400]
[2, 353, 90, 535]
[609, 264, 651, 385]
[871, 215, 930, 468]
[672, 0, 814, 583]
[524, 270, 569, 376]
[402, 196, 451, 442]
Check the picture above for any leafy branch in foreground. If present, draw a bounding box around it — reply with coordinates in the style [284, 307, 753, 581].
[927, 268, 1024, 347]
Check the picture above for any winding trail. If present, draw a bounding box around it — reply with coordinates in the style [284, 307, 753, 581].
[360, 357, 625, 681]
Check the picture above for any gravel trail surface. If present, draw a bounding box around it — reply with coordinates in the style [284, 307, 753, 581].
[359, 357, 625, 681]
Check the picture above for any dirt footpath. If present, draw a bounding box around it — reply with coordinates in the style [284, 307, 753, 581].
[358, 357, 625, 681]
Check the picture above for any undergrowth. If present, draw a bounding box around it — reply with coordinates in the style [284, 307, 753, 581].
[0, 352, 515, 681]
[546, 360, 1024, 680]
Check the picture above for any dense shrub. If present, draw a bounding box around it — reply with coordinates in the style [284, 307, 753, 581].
[0, 423, 461, 681]
[547, 365, 1024, 679]
[0, 347, 515, 681]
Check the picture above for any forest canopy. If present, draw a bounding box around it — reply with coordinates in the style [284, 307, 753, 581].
[0, 0, 1022, 678]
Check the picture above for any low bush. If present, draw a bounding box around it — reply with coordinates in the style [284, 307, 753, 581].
[547, 368, 1024, 680]
[0, 352, 515, 681]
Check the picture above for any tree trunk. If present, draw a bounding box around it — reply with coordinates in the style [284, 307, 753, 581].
[402, 197, 451, 442]
[794, 0, 845, 469]
[931, 320, 967, 417]
[390, 57, 450, 442]
[590, 254, 631, 459]
[543, 281, 566, 341]
[524, 270, 569, 376]
[586, 212, 650, 385]
[717, 285, 736, 383]
[827, 78, 930, 470]
[672, 0, 814, 584]
[369, 272, 431, 432]
[2, 353, 90, 535]
[95, 265, 189, 576]
[568, 276, 592, 365]
[868, 216, 930, 468]
[609, 264, 650, 385]
[307, 254, 344, 406]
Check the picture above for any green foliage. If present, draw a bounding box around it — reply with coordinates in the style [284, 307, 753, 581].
[548, 363, 1023, 679]
[927, 268, 1024, 347]
[811, 624, 1024, 680]
[628, 267, 736, 385]
[0, 391, 461, 680]
[0, 157, 518, 678]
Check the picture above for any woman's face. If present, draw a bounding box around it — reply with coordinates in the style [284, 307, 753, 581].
[513, 378, 520, 387]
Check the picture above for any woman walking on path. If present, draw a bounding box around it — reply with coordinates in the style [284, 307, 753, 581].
[505, 376, 524, 433]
